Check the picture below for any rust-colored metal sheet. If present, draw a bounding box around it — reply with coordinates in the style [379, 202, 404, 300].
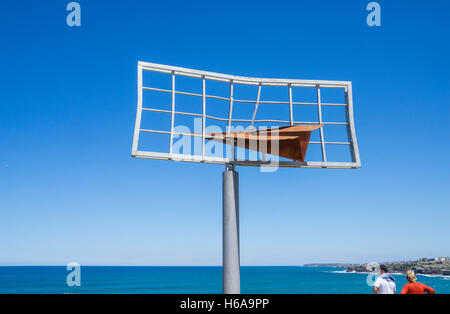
[206, 125, 323, 162]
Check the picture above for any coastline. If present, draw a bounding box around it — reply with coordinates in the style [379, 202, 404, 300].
[326, 268, 450, 279]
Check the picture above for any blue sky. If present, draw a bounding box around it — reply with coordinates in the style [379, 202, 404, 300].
[0, 1, 449, 266]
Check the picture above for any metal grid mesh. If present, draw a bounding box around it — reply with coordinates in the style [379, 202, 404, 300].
[132, 62, 361, 169]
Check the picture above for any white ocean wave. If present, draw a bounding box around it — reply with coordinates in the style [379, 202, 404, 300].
[326, 271, 450, 279]
[419, 274, 450, 279]
[326, 270, 372, 275]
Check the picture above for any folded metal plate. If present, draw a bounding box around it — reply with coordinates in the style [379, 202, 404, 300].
[206, 125, 323, 162]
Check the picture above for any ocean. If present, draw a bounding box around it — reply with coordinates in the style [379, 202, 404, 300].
[0, 266, 448, 294]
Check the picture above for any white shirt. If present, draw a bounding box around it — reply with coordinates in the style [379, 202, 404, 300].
[374, 277, 396, 294]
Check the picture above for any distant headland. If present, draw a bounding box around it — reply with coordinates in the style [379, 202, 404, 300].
[304, 257, 450, 276]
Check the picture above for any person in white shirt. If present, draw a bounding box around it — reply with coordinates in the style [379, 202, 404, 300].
[373, 264, 396, 294]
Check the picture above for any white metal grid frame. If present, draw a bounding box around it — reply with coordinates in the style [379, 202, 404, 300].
[132, 62, 361, 169]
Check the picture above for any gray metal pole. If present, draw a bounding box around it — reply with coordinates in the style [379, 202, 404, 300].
[223, 165, 240, 294]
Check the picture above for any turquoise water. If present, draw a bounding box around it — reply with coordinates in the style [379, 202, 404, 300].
[0, 266, 449, 294]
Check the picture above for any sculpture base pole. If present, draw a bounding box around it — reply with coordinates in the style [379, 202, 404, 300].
[222, 165, 240, 294]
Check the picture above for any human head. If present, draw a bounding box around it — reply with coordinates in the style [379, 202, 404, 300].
[379, 264, 388, 274]
[406, 270, 417, 283]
